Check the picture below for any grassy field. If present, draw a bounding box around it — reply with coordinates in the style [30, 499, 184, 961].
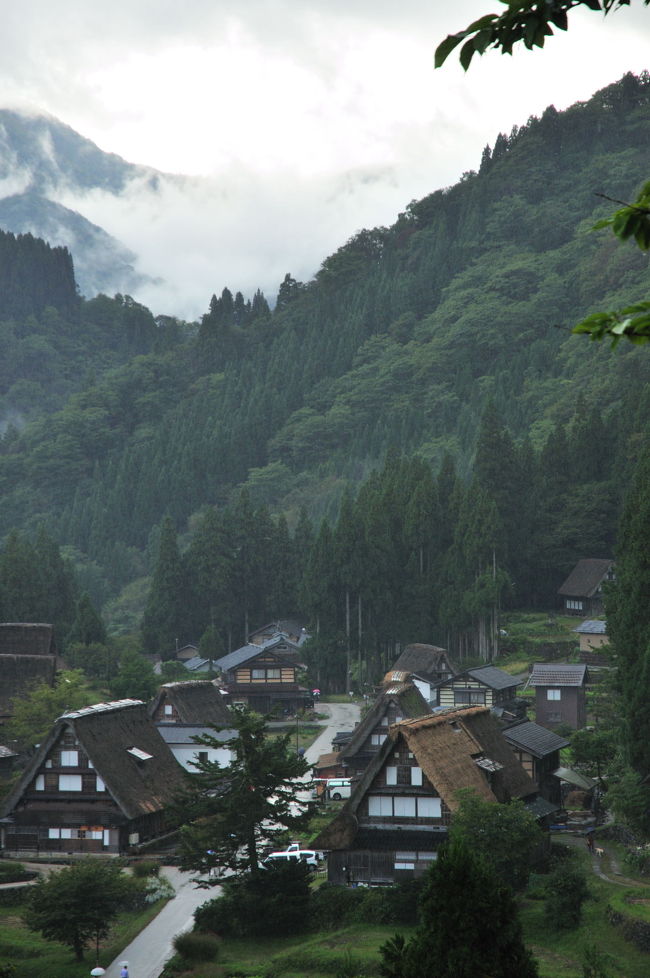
[0, 888, 171, 978]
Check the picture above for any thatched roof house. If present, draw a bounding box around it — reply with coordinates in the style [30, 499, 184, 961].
[558, 558, 614, 615]
[1, 700, 185, 856]
[0, 623, 57, 720]
[315, 705, 537, 885]
[149, 680, 232, 726]
[391, 643, 457, 685]
[149, 680, 235, 772]
[340, 681, 430, 776]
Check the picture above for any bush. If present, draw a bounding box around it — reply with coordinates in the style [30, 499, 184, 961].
[0, 861, 37, 883]
[308, 884, 366, 929]
[131, 859, 161, 877]
[544, 863, 590, 930]
[194, 861, 311, 938]
[173, 930, 220, 962]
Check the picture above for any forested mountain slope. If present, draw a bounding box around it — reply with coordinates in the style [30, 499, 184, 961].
[1, 73, 650, 624]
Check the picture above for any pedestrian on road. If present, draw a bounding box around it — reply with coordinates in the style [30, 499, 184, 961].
[120, 964, 129, 978]
[586, 831, 595, 854]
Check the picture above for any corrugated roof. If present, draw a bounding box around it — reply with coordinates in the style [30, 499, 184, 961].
[466, 665, 521, 691]
[525, 796, 560, 818]
[558, 559, 614, 597]
[574, 620, 607, 635]
[528, 663, 588, 687]
[554, 766, 595, 791]
[503, 720, 570, 757]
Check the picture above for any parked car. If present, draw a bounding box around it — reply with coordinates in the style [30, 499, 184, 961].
[325, 778, 352, 801]
[261, 845, 323, 869]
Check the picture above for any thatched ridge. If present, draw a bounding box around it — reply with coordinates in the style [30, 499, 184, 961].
[149, 680, 232, 725]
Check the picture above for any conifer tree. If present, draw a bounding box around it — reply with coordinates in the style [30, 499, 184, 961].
[606, 437, 650, 776]
[389, 838, 538, 978]
[141, 515, 190, 656]
[67, 592, 107, 646]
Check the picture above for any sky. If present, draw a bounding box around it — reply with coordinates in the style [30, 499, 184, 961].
[2, 1, 650, 319]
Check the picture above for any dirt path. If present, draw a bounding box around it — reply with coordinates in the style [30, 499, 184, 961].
[552, 833, 645, 887]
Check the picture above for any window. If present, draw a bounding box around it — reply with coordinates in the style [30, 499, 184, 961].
[96, 776, 106, 792]
[164, 704, 173, 715]
[385, 766, 397, 785]
[197, 751, 208, 763]
[411, 766, 423, 786]
[417, 797, 441, 818]
[60, 750, 79, 767]
[547, 689, 561, 701]
[395, 849, 416, 870]
[393, 797, 416, 818]
[35, 774, 45, 791]
[567, 599, 583, 610]
[48, 828, 60, 839]
[454, 689, 486, 705]
[371, 733, 387, 746]
[368, 795, 393, 816]
[58, 774, 82, 791]
[267, 668, 281, 680]
[251, 668, 265, 679]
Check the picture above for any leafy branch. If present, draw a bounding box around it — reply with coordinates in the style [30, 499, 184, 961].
[435, 1, 650, 346]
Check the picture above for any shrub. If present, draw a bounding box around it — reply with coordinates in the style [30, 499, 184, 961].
[131, 859, 161, 877]
[544, 863, 590, 929]
[309, 884, 366, 929]
[194, 861, 311, 938]
[0, 862, 36, 883]
[173, 930, 221, 962]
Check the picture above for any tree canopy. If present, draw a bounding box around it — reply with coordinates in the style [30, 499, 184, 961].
[178, 707, 311, 879]
[24, 858, 135, 961]
[436, 2, 650, 345]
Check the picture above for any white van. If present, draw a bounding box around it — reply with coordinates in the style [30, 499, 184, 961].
[325, 778, 352, 801]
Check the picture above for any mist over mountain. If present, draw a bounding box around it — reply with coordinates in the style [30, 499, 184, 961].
[0, 191, 152, 298]
[1, 73, 650, 635]
[0, 110, 161, 299]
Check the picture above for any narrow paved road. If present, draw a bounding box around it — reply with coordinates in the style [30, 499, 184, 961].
[102, 868, 213, 978]
[305, 699, 360, 765]
[102, 698, 360, 978]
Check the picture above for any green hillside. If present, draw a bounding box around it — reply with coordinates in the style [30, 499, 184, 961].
[1, 72, 649, 659]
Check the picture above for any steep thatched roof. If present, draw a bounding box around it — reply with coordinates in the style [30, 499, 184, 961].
[340, 682, 430, 762]
[1, 700, 186, 821]
[391, 643, 457, 681]
[0, 623, 55, 655]
[0, 654, 56, 716]
[314, 706, 536, 851]
[396, 708, 536, 808]
[558, 559, 614, 597]
[149, 680, 232, 725]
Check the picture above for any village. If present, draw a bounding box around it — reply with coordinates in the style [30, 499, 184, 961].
[0, 556, 631, 977]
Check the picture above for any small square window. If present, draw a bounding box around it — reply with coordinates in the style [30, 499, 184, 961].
[547, 689, 561, 701]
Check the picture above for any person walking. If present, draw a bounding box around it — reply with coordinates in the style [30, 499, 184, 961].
[120, 964, 129, 978]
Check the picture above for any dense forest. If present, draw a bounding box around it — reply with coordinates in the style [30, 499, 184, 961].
[1, 72, 650, 678]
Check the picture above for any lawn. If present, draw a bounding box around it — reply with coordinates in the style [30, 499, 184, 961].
[0, 886, 171, 978]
